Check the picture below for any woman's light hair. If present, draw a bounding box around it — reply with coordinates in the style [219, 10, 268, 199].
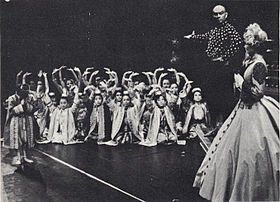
[243, 23, 268, 46]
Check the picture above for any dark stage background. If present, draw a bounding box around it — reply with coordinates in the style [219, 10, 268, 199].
[1, 0, 279, 118]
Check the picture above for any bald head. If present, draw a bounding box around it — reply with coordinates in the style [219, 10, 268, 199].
[212, 5, 228, 23]
[213, 5, 226, 13]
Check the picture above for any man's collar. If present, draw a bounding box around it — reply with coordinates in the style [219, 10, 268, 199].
[216, 20, 228, 27]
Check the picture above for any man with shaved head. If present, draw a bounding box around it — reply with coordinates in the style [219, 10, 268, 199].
[184, 5, 242, 126]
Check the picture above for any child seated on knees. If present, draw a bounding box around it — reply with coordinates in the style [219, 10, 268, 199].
[138, 93, 154, 141]
[182, 87, 213, 150]
[73, 92, 89, 142]
[105, 91, 141, 146]
[84, 88, 112, 144]
[45, 86, 79, 145]
[140, 91, 177, 147]
[34, 72, 51, 144]
[106, 87, 123, 112]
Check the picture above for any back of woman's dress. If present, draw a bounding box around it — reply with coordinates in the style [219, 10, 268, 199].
[193, 54, 280, 201]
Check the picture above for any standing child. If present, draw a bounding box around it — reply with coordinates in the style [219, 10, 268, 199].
[3, 84, 38, 165]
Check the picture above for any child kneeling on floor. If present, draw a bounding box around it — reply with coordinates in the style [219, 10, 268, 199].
[45, 86, 80, 145]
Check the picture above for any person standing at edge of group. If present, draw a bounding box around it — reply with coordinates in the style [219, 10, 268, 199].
[184, 5, 243, 126]
[193, 23, 279, 202]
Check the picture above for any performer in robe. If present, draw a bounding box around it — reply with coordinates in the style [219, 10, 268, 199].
[140, 91, 177, 147]
[182, 88, 212, 150]
[84, 88, 112, 144]
[138, 93, 154, 141]
[193, 23, 280, 201]
[34, 71, 51, 143]
[73, 92, 89, 142]
[105, 91, 142, 146]
[46, 86, 79, 145]
[3, 84, 38, 165]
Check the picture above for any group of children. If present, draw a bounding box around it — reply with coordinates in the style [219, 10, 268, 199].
[3, 66, 215, 164]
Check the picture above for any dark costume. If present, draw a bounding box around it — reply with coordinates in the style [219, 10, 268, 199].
[191, 21, 243, 120]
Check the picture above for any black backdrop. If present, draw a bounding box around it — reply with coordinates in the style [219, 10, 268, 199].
[1, 0, 279, 104]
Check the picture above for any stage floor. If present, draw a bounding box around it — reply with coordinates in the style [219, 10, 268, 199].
[2, 140, 208, 202]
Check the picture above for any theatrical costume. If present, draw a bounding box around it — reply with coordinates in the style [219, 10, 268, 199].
[193, 54, 280, 201]
[47, 99, 78, 145]
[34, 94, 50, 142]
[142, 106, 177, 146]
[138, 102, 154, 140]
[182, 102, 212, 149]
[87, 103, 112, 143]
[3, 94, 38, 150]
[110, 104, 142, 144]
[74, 105, 88, 141]
[191, 21, 243, 120]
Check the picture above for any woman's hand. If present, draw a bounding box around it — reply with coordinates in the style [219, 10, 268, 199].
[234, 73, 244, 89]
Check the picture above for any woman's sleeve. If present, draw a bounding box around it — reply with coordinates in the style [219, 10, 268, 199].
[241, 62, 267, 104]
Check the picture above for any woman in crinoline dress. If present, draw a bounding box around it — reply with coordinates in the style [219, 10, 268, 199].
[193, 23, 279, 201]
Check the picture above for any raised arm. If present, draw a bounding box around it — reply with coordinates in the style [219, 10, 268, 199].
[67, 67, 80, 88]
[142, 72, 153, 86]
[16, 70, 23, 88]
[121, 71, 133, 89]
[43, 72, 49, 95]
[36, 70, 43, 95]
[82, 67, 94, 86]
[84, 85, 96, 101]
[52, 68, 63, 94]
[70, 85, 80, 113]
[73, 67, 82, 81]
[88, 70, 99, 86]
[128, 72, 139, 81]
[177, 72, 193, 95]
[58, 66, 66, 88]
[157, 72, 168, 87]
[153, 67, 164, 84]
[22, 72, 32, 85]
[107, 70, 119, 94]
